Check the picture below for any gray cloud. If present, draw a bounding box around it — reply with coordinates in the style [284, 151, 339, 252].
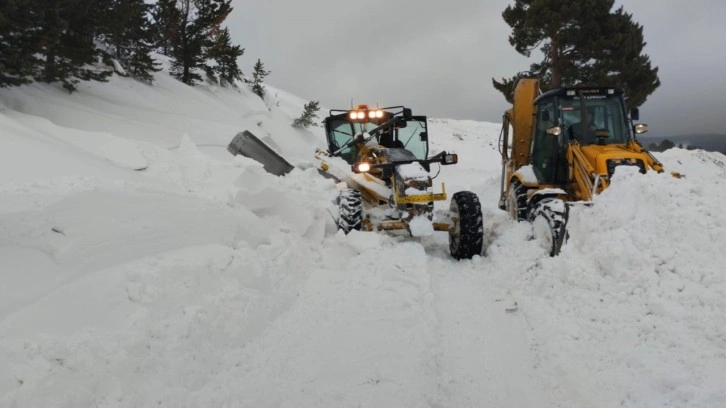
[227, 0, 726, 137]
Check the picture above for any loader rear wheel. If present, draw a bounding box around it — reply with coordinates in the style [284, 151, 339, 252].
[529, 198, 569, 256]
[338, 188, 363, 233]
[449, 191, 484, 260]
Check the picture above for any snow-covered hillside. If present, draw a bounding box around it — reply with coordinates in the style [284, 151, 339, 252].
[1, 68, 725, 408]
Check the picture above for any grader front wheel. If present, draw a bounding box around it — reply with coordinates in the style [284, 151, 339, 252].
[338, 188, 363, 233]
[449, 191, 484, 260]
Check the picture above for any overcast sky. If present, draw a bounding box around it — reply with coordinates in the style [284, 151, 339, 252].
[227, 0, 726, 137]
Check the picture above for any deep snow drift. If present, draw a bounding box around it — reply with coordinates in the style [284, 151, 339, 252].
[1, 67, 725, 408]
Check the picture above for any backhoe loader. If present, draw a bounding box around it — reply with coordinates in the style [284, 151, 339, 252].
[315, 105, 484, 259]
[499, 76, 667, 255]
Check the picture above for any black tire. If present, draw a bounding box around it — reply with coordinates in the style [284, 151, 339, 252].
[449, 191, 484, 260]
[338, 188, 363, 233]
[507, 180, 528, 221]
[528, 198, 569, 256]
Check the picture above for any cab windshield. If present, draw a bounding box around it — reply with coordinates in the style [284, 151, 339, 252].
[559, 95, 630, 145]
[326, 116, 429, 163]
[328, 120, 379, 163]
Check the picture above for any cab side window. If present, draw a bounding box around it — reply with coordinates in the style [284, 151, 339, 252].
[397, 119, 428, 160]
[531, 101, 556, 182]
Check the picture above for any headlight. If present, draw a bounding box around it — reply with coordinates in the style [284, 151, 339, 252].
[352, 162, 371, 173]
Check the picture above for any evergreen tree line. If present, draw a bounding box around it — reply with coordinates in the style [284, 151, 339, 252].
[647, 139, 703, 153]
[0, 0, 267, 93]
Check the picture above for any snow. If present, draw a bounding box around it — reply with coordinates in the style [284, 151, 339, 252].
[1, 60, 726, 408]
[396, 161, 430, 180]
[516, 164, 538, 184]
[407, 215, 435, 237]
[404, 186, 430, 196]
[349, 172, 392, 201]
[111, 59, 127, 76]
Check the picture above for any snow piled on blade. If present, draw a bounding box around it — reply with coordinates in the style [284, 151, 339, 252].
[1, 61, 725, 408]
[396, 161, 430, 180]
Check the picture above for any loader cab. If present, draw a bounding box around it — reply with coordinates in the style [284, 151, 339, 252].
[323, 106, 429, 164]
[530, 87, 632, 184]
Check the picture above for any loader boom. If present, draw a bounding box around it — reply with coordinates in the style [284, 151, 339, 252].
[508, 77, 540, 171]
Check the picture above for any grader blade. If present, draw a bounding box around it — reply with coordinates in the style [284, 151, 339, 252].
[228, 130, 295, 176]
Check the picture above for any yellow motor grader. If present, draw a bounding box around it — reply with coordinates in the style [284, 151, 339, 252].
[499, 76, 669, 255]
[315, 105, 484, 259]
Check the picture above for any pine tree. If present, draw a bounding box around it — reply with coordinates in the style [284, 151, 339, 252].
[204, 27, 244, 87]
[34, 0, 112, 92]
[150, 0, 181, 56]
[292, 101, 320, 129]
[165, 0, 232, 85]
[126, 46, 162, 83]
[0, 0, 39, 87]
[102, 0, 161, 83]
[248, 58, 270, 98]
[492, 0, 659, 108]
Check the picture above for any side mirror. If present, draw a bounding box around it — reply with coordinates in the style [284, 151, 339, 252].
[630, 108, 640, 121]
[429, 151, 458, 165]
[441, 153, 458, 165]
[402, 108, 413, 120]
[396, 118, 408, 128]
[419, 131, 428, 141]
[633, 123, 648, 134]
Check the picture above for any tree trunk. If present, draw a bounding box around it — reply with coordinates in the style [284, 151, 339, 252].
[550, 34, 561, 88]
[183, 59, 190, 84]
[181, 0, 190, 84]
[43, 1, 61, 82]
[45, 52, 55, 82]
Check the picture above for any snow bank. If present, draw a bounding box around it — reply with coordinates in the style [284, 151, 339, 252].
[486, 166, 726, 407]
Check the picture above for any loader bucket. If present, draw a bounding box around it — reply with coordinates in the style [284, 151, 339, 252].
[227, 130, 295, 176]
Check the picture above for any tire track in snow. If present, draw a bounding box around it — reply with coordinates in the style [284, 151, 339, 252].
[426, 251, 560, 408]
[183, 236, 447, 407]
